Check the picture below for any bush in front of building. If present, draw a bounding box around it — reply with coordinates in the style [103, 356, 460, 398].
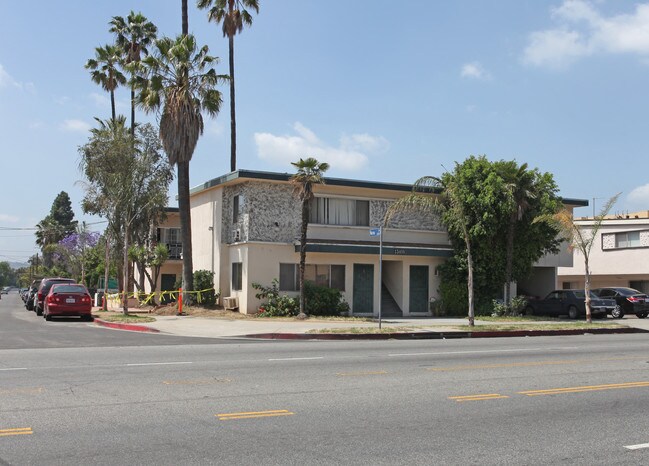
[252, 279, 349, 317]
[303, 281, 350, 316]
[193, 270, 218, 306]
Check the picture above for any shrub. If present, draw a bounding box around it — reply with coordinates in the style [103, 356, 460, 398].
[491, 296, 528, 317]
[303, 281, 349, 316]
[193, 269, 219, 306]
[252, 280, 298, 317]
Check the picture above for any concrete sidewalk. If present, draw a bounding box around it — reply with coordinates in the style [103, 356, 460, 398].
[92, 313, 649, 339]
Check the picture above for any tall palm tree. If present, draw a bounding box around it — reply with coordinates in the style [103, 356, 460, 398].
[499, 162, 536, 307]
[109, 11, 158, 136]
[135, 34, 226, 303]
[197, 0, 259, 172]
[85, 44, 127, 121]
[290, 157, 329, 319]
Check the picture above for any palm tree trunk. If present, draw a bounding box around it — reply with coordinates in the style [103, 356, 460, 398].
[178, 160, 194, 306]
[130, 86, 136, 137]
[103, 237, 110, 311]
[504, 214, 516, 306]
[122, 222, 129, 314]
[228, 35, 236, 172]
[110, 90, 116, 122]
[297, 199, 309, 319]
[182, 0, 188, 35]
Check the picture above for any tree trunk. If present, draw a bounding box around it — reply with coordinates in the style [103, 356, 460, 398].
[182, 0, 188, 36]
[130, 86, 136, 137]
[584, 256, 592, 324]
[229, 35, 236, 172]
[504, 213, 516, 306]
[122, 222, 129, 315]
[178, 160, 194, 306]
[103, 237, 110, 311]
[466, 236, 475, 327]
[297, 199, 309, 319]
[110, 90, 116, 122]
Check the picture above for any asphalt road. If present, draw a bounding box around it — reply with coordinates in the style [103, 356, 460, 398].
[2, 292, 649, 465]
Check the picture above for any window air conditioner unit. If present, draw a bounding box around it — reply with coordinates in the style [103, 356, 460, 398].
[232, 228, 241, 242]
[223, 297, 239, 310]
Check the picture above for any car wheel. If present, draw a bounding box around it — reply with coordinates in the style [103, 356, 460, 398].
[636, 312, 648, 319]
[611, 306, 624, 319]
[568, 306, 578, 319]
[45, 313, 52, 321]
[36, 306, 43, 316]
[524, 306, 535, 316]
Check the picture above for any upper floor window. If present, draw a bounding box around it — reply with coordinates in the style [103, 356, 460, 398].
[233, 194, 244, 223]
[615, 231, 641, 248]
[157, 228, 180, 244]
[309, 197, 369, 226]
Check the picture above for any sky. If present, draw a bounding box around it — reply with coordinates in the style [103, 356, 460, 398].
[2, 0, 649, 263]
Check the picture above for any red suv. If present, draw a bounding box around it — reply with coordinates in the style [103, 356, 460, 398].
[33, 277, 76, 316]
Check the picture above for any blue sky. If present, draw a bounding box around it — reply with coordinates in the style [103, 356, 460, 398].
[1, 0, 649, 263]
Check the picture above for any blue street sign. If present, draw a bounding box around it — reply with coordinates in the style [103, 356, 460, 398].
[369, 228, 381, 237]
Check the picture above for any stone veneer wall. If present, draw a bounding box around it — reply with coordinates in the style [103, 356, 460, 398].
[222, 182, 445, 244]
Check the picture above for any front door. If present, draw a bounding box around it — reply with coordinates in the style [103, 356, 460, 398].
[353, 264, 374, 314]
[161, 274, 176, 304]
[409, 265, 429, 313]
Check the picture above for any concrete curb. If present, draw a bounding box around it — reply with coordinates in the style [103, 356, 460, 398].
[242, 327, 649, 340]
[93, 318, 160, 334]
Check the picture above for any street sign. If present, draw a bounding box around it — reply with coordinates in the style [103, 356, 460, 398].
[369, 228, 381, 237]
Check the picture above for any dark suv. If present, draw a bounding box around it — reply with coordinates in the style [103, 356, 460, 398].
[25, 279, 42, 311]
[592, 287, 649, 319]
[33, 277, 76, 316]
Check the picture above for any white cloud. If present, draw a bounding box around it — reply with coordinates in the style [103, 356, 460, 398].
[524, 0, 649, 68]
[254, 122, 388, 171]
[0, 214, 19, 223]
[627, 184, 649, 209]
[60, 119, 91, 132]
[460, 62, 491, 79]
[205, 120, 224, 137]
[0, 63, 34, 92]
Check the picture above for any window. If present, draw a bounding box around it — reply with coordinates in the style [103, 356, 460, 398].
[615, 231, 641, 248]
[157, 228, 180, 244]
[233, 195, 244, 223]
[232, 262, 242, 291]
[279, 264, 345, 291]
[309, 198, 369, 226]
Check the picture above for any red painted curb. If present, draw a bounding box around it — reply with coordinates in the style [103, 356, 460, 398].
[93, 318, 160, 333]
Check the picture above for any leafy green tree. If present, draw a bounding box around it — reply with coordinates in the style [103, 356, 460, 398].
[0, 262, 15, 287]
[197, 0, 259, 172]
[538, 193, 620, 323]
[290, 157, 329, 319]
[135, 33, 226, 302]
[85, 44, 126, 121]
[36, 192, 78, 268]
[79, 117, 173, 313]
[110, 11, 158, 135]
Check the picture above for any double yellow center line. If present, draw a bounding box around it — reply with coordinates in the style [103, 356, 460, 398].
[0, 427, 33, 437]
[217, 410, 294, 421]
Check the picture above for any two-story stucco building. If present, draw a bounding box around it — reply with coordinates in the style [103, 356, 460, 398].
[558, 211, 649, 293]
[144, 169, 587, 315]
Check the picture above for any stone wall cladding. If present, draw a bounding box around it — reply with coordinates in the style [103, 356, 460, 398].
[222, 183, 445, 244]
[602, 233, 615, 250]
[371, 200, 443, 231]
[223, 182, 301, 244]
[641, 231, 649, 247]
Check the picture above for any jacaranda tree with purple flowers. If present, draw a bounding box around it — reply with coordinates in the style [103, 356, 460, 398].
[57, 224, 101, 285]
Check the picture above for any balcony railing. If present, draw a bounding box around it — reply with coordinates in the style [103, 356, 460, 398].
[165, 243, 183, 260]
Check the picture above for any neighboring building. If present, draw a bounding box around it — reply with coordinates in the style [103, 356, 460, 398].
[155, 207, 183, 301]
[558, 211, 649, 293]
[145, 169, 586, 315]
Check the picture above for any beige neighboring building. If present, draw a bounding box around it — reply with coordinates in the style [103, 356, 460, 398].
[146, 169, 586, 315]
[558, 211, 649, 293]
[153, 207, 183, 302]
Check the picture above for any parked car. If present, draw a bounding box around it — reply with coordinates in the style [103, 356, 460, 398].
[33, 277, 76, 316]
[43, 283, 93, 321]
[524, 289, 617, 319]
[25, 279, 42, 310]
[592, 287, 649, 319]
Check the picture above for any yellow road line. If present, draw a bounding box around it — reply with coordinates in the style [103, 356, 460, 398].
[217, 409, 294, 421]
[448, 394, 509, 402]
[0, 427, 33, 437]
[519, 381, 649, 396]
[336, 371, 388, 377]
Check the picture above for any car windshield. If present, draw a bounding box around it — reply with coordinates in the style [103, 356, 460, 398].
[52, 285, 86, 294]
